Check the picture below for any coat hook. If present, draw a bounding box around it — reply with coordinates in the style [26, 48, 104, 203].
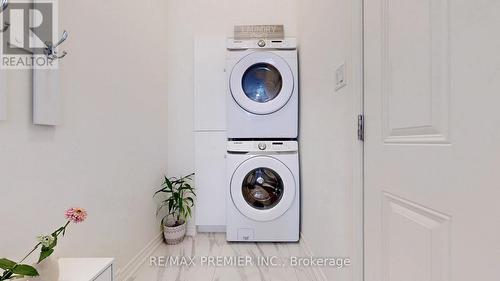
[1, 21, 9, 32]
[1, 0, 9, 33]
[44, 30, 69, 61]
[53, 30, 68, 48]
[1, 0, 7, 12]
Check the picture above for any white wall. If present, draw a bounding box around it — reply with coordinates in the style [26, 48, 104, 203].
[165, 0, 298, 173]
[0, 0, 169, 272]
[165, 0, 195, 177]
[297, 0, 361, 280]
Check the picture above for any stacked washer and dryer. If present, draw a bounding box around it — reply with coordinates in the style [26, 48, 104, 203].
[225, 38, 300, 242]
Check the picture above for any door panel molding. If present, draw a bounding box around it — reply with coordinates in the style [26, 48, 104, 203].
[381, 0, 450, 144]
[382, 192, 451, 281]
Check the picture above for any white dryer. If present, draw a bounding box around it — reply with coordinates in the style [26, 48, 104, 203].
[226, 38, 298, 139]
[226, 140, 300, 242]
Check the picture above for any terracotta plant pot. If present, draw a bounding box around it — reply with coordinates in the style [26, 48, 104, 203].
[163, 220, 186, 245]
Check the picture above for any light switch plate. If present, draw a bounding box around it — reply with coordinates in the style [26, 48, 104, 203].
[335, 63, 347, 91]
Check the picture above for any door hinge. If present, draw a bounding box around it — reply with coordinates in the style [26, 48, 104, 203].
[357, 114, 364, 141]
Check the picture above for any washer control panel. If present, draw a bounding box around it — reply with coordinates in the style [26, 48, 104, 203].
[227, 140, 298, 152]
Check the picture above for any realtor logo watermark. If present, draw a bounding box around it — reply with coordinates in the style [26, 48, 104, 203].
[1, 0, 59, 69]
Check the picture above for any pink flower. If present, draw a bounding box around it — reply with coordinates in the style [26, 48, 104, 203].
[65, 207, 87, 223]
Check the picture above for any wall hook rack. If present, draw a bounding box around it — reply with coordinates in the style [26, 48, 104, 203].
[1, 0, 10, 33]
[44, 30, 69, 61]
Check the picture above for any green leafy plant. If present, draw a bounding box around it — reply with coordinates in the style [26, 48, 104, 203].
[154, 173, 196, 227]
[0, 208, 87, 281]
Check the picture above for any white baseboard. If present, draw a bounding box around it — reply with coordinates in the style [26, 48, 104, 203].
[115, 232, 163, 281]
[186, 224, 197, 236]
[300, 232, 328, 281]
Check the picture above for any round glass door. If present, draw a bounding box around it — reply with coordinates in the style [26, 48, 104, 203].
[242, 63, 283, 103]
[230, 156, 296, 222]
[230, 52, 294, 115]
[241, 167, 284, 210]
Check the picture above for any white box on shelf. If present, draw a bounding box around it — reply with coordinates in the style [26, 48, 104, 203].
[32, 0, 62, 126]
[33, 69, 61, 125]
[58, 258, 114, 281]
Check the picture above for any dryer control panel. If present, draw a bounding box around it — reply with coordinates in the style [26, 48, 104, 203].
[226, 38, 297, 50]
[227, 140, 298, 153]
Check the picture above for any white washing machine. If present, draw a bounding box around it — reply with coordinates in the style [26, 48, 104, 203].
[226, 140, 300, 242]
[226, 38, 298, 139]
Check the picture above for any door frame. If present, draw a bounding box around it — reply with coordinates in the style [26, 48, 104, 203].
[352, 0, 364, 281]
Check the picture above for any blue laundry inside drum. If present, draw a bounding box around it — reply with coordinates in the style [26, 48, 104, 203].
[242, 63, 283, 103]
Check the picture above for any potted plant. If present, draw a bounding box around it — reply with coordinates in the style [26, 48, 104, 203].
[154, 173, 196, 245]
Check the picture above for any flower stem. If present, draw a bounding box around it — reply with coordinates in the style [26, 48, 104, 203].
[0, 221, 72, 280]
[0, 242, 41, 281]
[56, 221, 71, 236]
[19, 242, 41, 264]
[19, 221, 70, 264]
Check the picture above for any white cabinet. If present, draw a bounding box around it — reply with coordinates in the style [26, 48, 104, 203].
[193, 37, 227, 131]
[58, 258, 114, 281]
[92, 266, 112, 281]
[194, 131, 226, 231]
[193, 36, 227, 231]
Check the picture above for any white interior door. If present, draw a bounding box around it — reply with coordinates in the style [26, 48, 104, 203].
[364, 1, 500, 281]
